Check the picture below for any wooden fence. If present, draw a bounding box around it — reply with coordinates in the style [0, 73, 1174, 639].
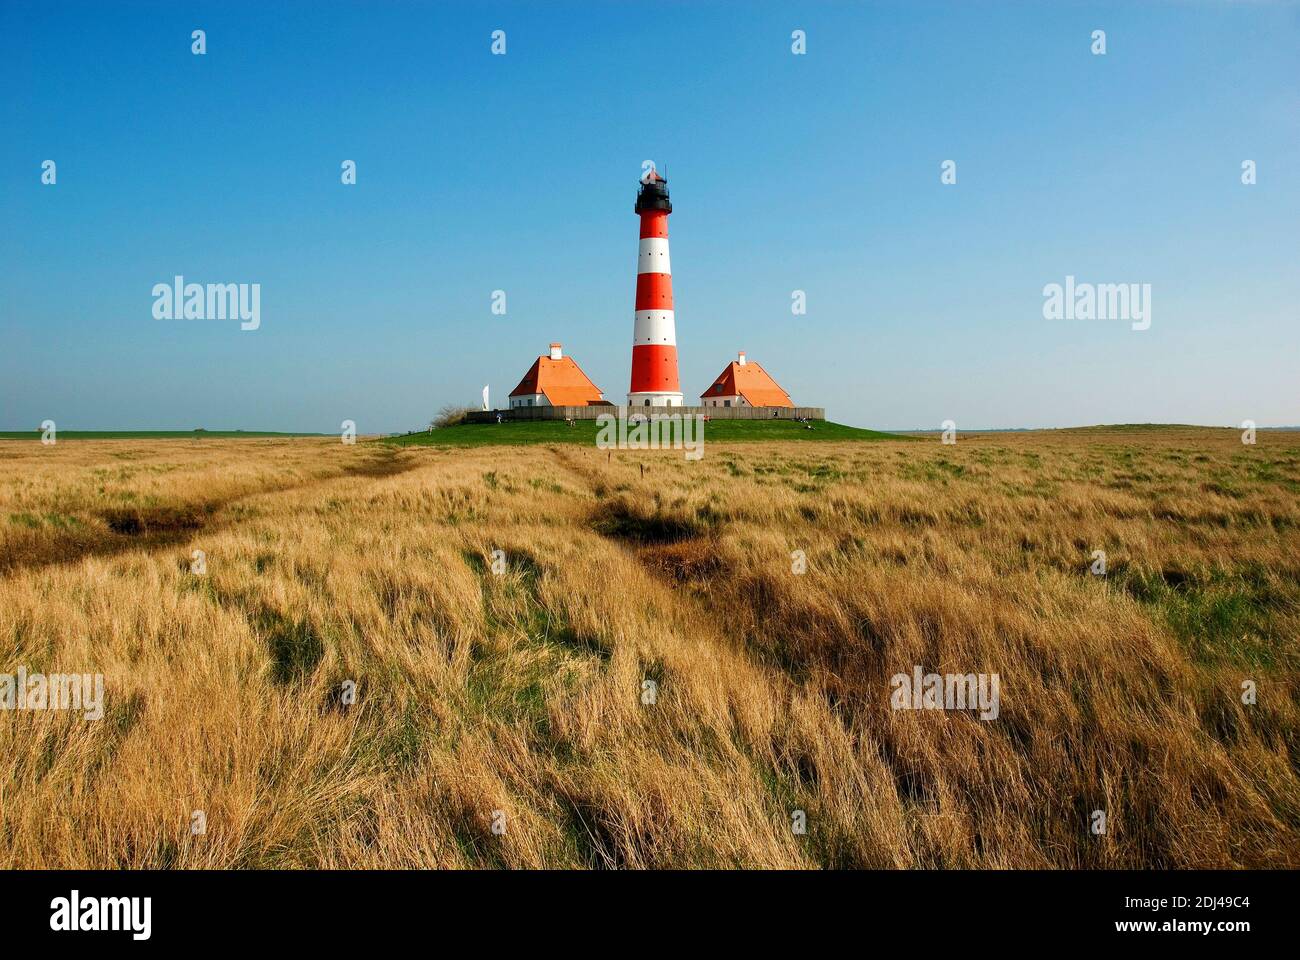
[465, 405, 825, 424]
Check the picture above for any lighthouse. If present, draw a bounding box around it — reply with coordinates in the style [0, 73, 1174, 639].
[627, 169, 683, 407]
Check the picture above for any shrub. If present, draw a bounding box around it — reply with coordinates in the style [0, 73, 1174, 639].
[431, 405, 474, 429]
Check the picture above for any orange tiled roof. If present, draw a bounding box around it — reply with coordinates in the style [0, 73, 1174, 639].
[509, 354, 606, 406]
[700, 360, 793, 407]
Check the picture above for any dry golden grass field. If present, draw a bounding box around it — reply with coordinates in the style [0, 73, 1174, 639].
[1, 428, 1298, 868]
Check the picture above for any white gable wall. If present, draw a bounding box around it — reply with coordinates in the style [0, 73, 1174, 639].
[509, 393, 549, 408]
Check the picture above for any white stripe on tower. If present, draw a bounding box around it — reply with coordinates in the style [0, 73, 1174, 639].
[638, 238, 671, 275]
[633, 310, 676, 344]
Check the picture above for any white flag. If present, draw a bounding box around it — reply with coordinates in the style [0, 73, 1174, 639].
[482, 384, 490, 411]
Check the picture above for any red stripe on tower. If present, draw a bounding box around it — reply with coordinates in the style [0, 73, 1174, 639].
[628, 168, 684, 407]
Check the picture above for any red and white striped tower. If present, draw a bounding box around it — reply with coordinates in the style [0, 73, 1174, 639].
[628, 169, 683, 407]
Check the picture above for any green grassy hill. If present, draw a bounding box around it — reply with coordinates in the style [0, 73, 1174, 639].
[0, 430, 325, 440]
[386, 418, 909, 447]
[1058, 423, 1208, 432]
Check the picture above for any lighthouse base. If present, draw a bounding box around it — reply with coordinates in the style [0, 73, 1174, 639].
[627, 392, 685, 408]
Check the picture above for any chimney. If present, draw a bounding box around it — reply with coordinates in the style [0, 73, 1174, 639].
[549, 342, 563, 361]
[737, 351, 746, 366]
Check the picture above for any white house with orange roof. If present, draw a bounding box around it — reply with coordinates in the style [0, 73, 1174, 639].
[699, 352, 793, 408]
[508, 343, 609, 409]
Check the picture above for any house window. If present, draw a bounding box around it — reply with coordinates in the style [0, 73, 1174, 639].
[724, 400, 731, 407]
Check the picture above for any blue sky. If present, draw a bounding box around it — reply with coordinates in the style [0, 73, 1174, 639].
[2, 0, 1296, 432]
